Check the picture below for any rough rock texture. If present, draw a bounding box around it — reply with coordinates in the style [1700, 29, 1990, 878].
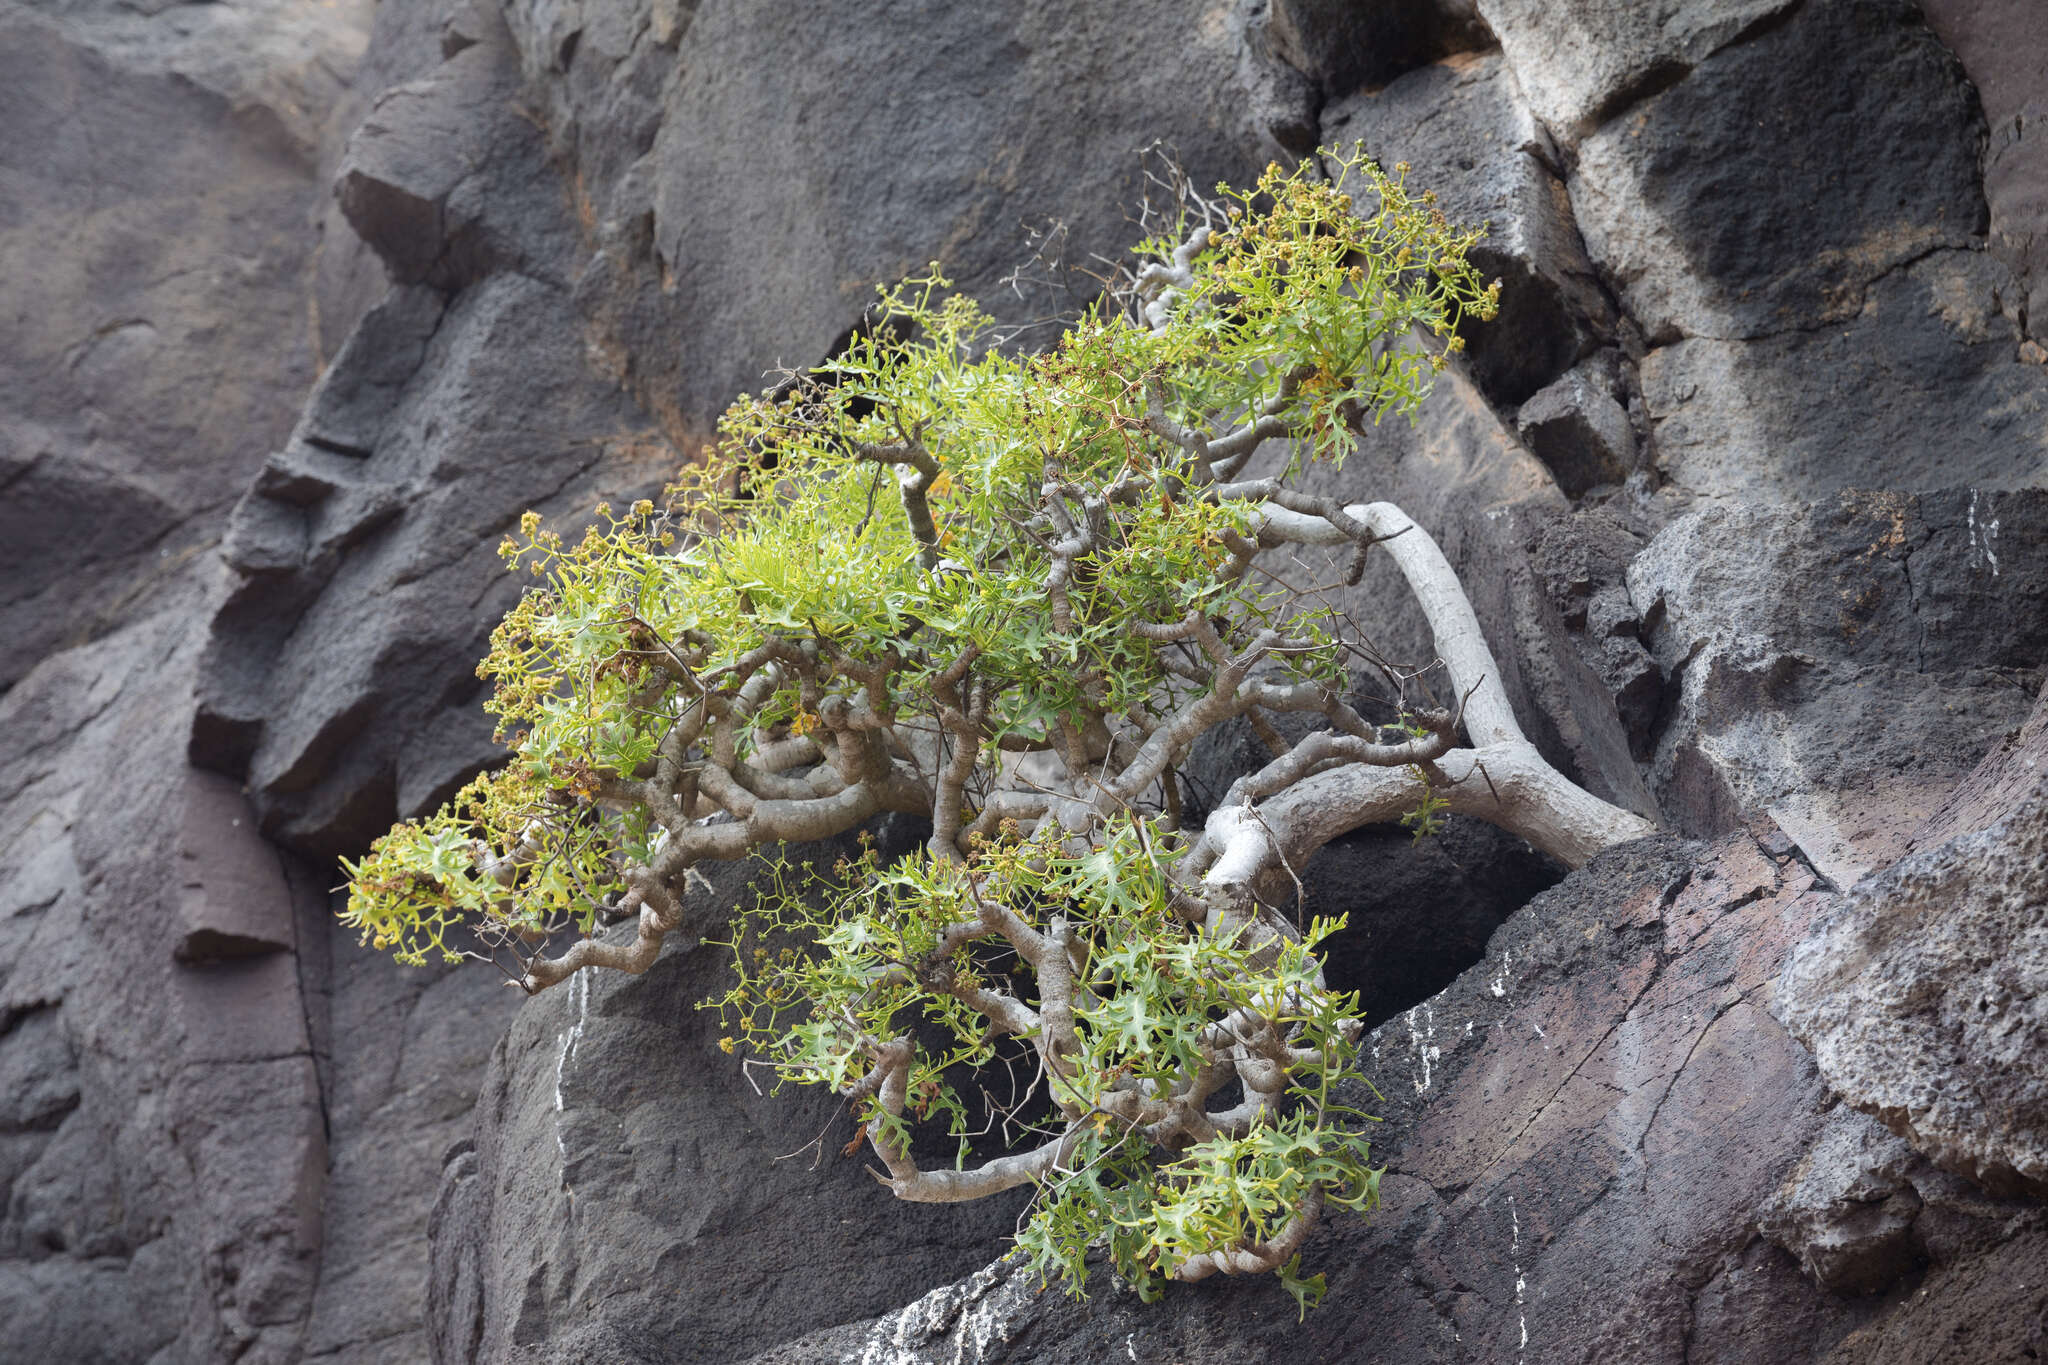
[1263, 0, 1491, 101]
[0, 4, 525, 1362]
[5, 0, 2048, 1360]
[1475, 0, 1797, 141]
[1569, 0, 2048, 499]
[1324, 51, 1617, 410]
[513, 0, 1278, 447]
[1922, 0, 2048, 346]
[1522, 502, 1665, 761]
[190, 11, 675, 859]
[1627, 490, 2048, 862]
[1517, 359, 1636, 498]
[1778, 683, 2048, 1198]
[0, 573, 328, 1363]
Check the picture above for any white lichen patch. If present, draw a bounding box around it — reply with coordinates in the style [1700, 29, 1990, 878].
[1409, 1004, 1441, 1093]
[553, 969, 591, 1184]
[1969, 489, 2001, 577]
[852, 1260, 1024, 1365]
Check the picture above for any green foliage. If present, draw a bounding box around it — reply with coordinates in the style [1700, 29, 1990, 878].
[707, 818, 1380, 1309]
[340, 148, 1496, 1299]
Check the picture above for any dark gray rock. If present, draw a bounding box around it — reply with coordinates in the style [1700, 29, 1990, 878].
[174, 771, 297, 964]
[190, 4, 667, 863]
[521, 0, 1276, 449]
[1263, 0, 1492, 99]
[1517, 358, 1635, 496]
[1581, 0, 1983, 322]
[1476, 0, 1797, 142]
[0, 554, 523, 1365]
[1235, 14, 1324, 157]
[740, 826, 2047, 1364]
[426, 835, 1029, 1365]
[1324, 50, 1615, 408]
[194, 146, 666, 858]
[1522, 502, 1663, 758]
[1921, 0, 2048, 344]
[0, 4, 534, 1362]
[0, 579, 313, 1363]
[1300, 817, 1565, 1028]
[301, 922, 521, 1365]
[0, 5, 361, 692]
[1565, 0, 2048, 498]
[335, 19, 563, 292]
[1759, 1108, 1927, 1297]
[1637, 253, 2048, 499]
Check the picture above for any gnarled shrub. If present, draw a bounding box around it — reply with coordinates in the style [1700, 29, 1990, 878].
[342, 152, 1651, 1304]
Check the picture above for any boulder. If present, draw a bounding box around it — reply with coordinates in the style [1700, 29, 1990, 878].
[191, 267, 666, 857]
[1521, 502, 1664, 760]
[1758, 1107, 1928, 1297]
[1517, 358, 1636, 497]
[1777, 683, 2048, 1198]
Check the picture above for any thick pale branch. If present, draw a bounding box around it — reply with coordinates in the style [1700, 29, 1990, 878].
[1197, 738, 1652, 891]
[1171, 1189, 1324, 1282]
[1247, 500, 1520, 746]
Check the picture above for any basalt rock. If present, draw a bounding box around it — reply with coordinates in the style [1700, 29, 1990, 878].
[1324, 51, 1615, 410]
[0, 2, 365, 694]
[1778, 683, 2048, 1199]
[1627, 490, 2048, 862]
[1567, 0, 2048, 499]
[426, 832, 1029, 1365]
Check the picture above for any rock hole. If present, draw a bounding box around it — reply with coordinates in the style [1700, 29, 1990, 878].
[1302, 816, 1565, 1030]
[1179, 711, 1565, 1029]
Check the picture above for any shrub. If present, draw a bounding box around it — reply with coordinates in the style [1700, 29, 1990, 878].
[341, 150, 1651, 1305]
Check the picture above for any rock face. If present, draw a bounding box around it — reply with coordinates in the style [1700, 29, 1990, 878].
[4, 0, 2048, 1362]
[1573, 0, 2047, 504]
[1627, 490, 2048, 860]
[0, 4, 526, 1362]
[0, 0, 367, 694]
